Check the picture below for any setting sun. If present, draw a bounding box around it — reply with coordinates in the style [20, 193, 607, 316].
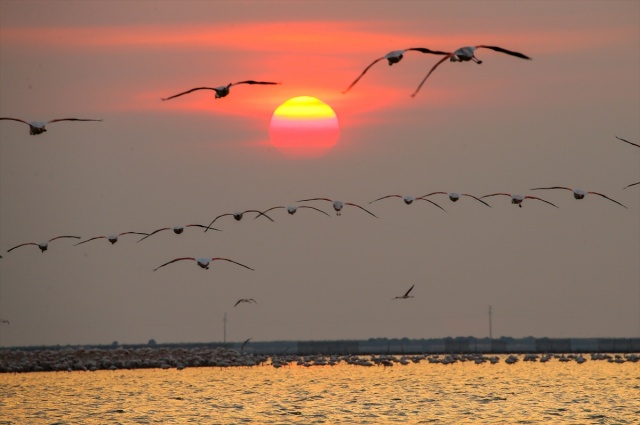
[269, 96, 340, 157]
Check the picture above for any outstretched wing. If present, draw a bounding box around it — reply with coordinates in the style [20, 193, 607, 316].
[162, 87, 218, 101]
[616, 135, 640, 148]
[477, 45, 532, 60]
[138, 227, 170, 242]
[410, 54, 453, 98]
[153, 257, 195, 272]
[342, 56, 387, 94]
[47, 118, 103, 124]
[525, 196, 559, 208]
[298, 206, 331, 216]
[232, 80, 280, 86]
[241, 337, 252, 351]
[623, 181, 639, 189]
[345, 202, 378, 218]
[296, 197, 332, 203]
[530, 186, 572, 192]
[49, 235, 81, 242]
[212, 257, 255, 271]
[0, 117, 31, 126]
[461, 194, 492, 207]
[74, 236, 105, 246]
[7, 242, 38, 253]
[404, 284, 415, 297]
[416, 198, 446, 212]
[205, 213, 234, 232]
[480, 193, 511, 199]
[587, 192, 627, 208]
[369, 194, 401, 204]
[245, 210, 274, 222]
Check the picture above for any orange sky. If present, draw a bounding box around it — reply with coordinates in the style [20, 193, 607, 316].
[0, 0, 638, 347]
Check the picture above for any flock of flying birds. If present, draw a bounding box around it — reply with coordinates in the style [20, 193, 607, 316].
[1, 42, 638, 312]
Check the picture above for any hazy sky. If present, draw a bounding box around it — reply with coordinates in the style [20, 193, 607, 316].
[0, 0, 638, 347]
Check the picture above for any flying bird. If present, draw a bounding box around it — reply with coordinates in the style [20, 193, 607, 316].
[234, 298, 258, 307]
[138, 224, 220, 242]
[75, 231, 149, 246]
[162, 80, 281, 101]
[240, 337, 252, 352]
[480, 193, 558, 208]
[530, 187, 627, 208]
[204, 210, 274, 232]
[0, 320, 9, 325]
[256, 205, 331, 217]
[296, 198, 378, 217]
[394, 284, 415, 299]
[0, 117, 103, 135]
[410, 45, 531, 97]
[342, 47, 449, 93]
[153, 257, 254, 272]
[369, 194, 446, 212]
[419, 192, 491, 207]
[7, 235, 81, 253]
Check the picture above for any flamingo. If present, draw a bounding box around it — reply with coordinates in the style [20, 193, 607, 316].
[204, 210, 274, 232]
[296, 198, 378, 217]
[394, 284, 415, 299]
[256, 205, 331, 218]
[480, 193, 558, 208]
[7, 235, 81, 253]
[138, 224, 220, 242]
[0, 117, 103, 135]
[234, 298, 258, 307]
[241, 337, 252, 352]
[75, 231, 149, 246]
[410, 45, 531, 97]
[530, 187, 627, 208]
[162, 80, 281, 101]
[342, 47, 449, 93]
[153, 257, 254, 272]
[369, 194, 446, 212]
[419, 192, 491, 207]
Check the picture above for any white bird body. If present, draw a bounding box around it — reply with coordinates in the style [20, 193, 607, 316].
[530, 186, 627, 208]
[297, 198, 378, 217]
[162, 80, 281, 101]
[343, 47, 449, 93]
[410, 45, 531, 97]
[480, 193, 558, 208]
[7, 235, 81, 253]
[0, 117, 103, 135]
[153, 257, 254, 272]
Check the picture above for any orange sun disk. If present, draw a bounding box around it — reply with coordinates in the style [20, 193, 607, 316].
[269, 96, 340, 157]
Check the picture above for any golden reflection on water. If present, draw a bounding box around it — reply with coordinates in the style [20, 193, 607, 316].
[1, 357, 638, 424]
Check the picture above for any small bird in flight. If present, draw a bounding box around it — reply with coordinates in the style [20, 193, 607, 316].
[480, 193, 558, 208]
[162, 80, 281, 101]
[297, 198, 378, 217]
[153, 257, 254, 272]
[411, 45, 531, 97]
[394, 284, 415, 299]
[369, 194, 446, 212]
[234, 298, 258, 307]
[75, 231, 149, 246]
[530, 187, 627, 208]
[7, 235, 81, 253]
[204, 210, 274, 232]
[419, 192, 491, 207]
[138, 224, 220, 242]
[0, 117, 103, 135]
[342, 47, 448, 93]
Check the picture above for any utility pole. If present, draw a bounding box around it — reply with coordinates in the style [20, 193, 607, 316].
[223, 312, 227, 344]
[488, 305, 493, 340]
